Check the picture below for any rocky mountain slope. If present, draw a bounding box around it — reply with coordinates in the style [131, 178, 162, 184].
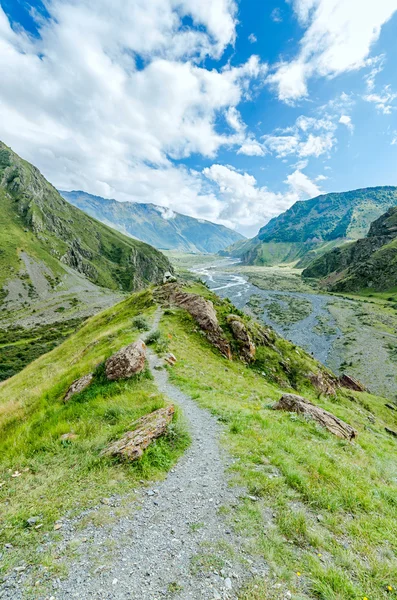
[302, 206, 397, 292]
[61, 190, 244, 253]
[225, 187, 397, 267]
[1, 281, 396, 599]
[0, 141, 171, 326]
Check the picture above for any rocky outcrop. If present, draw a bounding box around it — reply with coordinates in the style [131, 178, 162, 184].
[101, 406, 175, 460]
[339, 374, 367, 393]
[274, 393, 357, 440]
[309, 371, 338, 396]
[227, 314, 255, 362]
[64, 373, 93, 402]
[159, 285, 232, 359]
[105, 340, 146, 380]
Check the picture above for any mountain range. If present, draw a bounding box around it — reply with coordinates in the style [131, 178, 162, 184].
[225, 187, 397, 267]
[0, 141, 171, 327]
[302, 206, 397, 292]
[60, 190, 244, 254]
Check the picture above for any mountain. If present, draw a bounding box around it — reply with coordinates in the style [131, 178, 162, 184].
[0, 141, 171, 327]
[225, 187, 397, 267]
[60, 190, 244, 254]
[302, 206, 397, 292]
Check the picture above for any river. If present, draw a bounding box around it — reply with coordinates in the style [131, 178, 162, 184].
[191, 259, 343, 369]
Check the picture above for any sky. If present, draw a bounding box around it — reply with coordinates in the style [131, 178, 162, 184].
[1, 1, 397, 237]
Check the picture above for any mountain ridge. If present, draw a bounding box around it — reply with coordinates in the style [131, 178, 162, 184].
[302, 206, 397, 291]
[224, 186, 397, 267]
[60, 190, 244, 254]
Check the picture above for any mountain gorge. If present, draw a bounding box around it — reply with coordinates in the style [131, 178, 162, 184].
[60, 190, 244, 254]
[225, 187, 397, 267]
[303, 206, 397, 291]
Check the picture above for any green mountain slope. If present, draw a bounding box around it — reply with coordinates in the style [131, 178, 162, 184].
[226, 187, 397, 266]
[0, 142, 171, 323]
[302, 206, 397, 292]
[1, 282, 396, 598]
[60, 190, 244, 253]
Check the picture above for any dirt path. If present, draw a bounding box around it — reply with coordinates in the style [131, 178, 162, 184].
[21, 309, 263, 600]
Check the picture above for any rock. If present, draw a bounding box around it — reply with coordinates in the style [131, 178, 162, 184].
[60, 432, 78, 441]
[385, 427, 397, 438]
[227, 315, 255, 362]
[26, 517, 39, 527]
[385, 403, 396, 411]
[105, 340, 146, 381]
[308, 371, 337, 396]
[164, 353, 177, 366]
[163, 271, 177, 284]
[101, 405, 175, 461]
[338, 374, 367, 392]
[168, 288, 232, 359]
[64, 373, 93, 402]
[224, 577, 232, 590]
[274, 393, 357, 440]
[54, 522, 63, 531]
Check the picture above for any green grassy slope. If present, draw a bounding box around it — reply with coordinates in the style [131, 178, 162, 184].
[303, 207, 397, 292]
[61, 190, 244, 254]
[225, 187, 397, 266]
[1, 282, 396, 597]
[0, 142, 171, 293]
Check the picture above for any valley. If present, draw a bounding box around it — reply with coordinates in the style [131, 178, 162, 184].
[181, 257, 397, 399]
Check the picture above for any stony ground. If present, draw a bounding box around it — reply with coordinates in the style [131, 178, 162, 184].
[0, 311, 266, 600]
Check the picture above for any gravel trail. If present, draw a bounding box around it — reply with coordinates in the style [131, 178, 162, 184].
[3, 309, 262, 600]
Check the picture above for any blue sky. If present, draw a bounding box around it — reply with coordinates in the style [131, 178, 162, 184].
[1, 0, 397, 236]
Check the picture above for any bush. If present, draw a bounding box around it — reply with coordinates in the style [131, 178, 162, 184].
[132, 315, 150, 331]
[145, 329, 161, 345]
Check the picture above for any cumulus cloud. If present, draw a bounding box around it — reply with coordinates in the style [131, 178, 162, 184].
[267, 0, 397, 101]
[263, 114, 336, 158]
[203, 164, 322, 236]
[248, 33, 257, 43]
[0, 0, 274, 232]
[237, 140, 265, 156]
[339, 115, 353, 130]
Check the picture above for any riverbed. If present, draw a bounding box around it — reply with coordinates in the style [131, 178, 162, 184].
[190, 259, 397, 399]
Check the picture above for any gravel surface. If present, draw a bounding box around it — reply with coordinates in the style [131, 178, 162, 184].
[1, 310, 265, 599]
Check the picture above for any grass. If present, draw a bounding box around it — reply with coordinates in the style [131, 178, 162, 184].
[0, 289, 189, 577]
[0, 318, 84, 381]
[157, 287, 397, 600]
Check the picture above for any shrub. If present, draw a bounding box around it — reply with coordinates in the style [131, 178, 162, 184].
[132, 315, 150, 331]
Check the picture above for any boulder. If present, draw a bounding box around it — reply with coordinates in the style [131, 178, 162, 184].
[339, 374, 367, 392]
[105, 339, 146, 380]
[164, 352, 177, 366]
[308, 371, 337, 396]
[64, 373, 93, 402]
[163, 271, 177, 284]
[274, 393, 357, 440]
[102, 405, 175, 460]
[227, 315, 255, 362]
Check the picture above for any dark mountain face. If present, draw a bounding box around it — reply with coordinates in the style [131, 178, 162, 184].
[60, 190, 244, 254]
[225, 187, 397, 267]
[302, 207, 397, 292]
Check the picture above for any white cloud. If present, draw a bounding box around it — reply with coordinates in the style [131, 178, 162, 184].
[364, 85, 397, 114]
[298, 133, 335, 157]
[271, 8, 283, 23]
[315, 174, 328, 181]
[0, 1, 274, 233]
[237, 140, 265, 156]
[263, 114, 336, 158]
[248, 33, 257, 43]
[203, 164, 322, 235]
[268, 0, 397, 101]
[339, 114, 353, 131]
[364, 54, 385, 91]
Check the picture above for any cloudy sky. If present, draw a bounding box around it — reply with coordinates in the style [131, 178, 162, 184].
[1, 0, 397, 236]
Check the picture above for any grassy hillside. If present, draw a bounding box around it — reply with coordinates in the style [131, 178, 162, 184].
[61, 190, 244, 254]
[303, 207, 397, 292]
[1, 281, 396, 598]
[0, 142, 171, 296]
[226, 187, 397, 267]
